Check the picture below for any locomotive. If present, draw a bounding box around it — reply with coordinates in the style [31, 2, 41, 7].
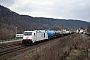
[22, 30, 48, 45]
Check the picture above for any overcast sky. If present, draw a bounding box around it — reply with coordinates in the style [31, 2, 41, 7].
[0, 0, 90, 22]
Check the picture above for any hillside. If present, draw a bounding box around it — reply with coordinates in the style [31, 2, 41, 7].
[0, 5, 89, 40]
[35, 17, 88, 30]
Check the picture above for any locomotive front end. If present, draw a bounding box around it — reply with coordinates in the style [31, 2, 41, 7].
[22, 31, 33, 45]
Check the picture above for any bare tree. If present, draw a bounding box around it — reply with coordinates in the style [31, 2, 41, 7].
[87, 21, 90, 32]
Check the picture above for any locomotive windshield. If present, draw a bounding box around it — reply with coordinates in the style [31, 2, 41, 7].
[24, 32, 32, 36]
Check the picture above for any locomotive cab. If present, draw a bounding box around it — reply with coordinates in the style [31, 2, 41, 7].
[22, 31, 34, 45]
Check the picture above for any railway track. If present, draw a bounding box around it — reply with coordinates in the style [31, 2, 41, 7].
[0, 45, 26, 56]
[0, 34, 76, 60]
[0, 41, 26, 57]
[0, 42, 22, 50]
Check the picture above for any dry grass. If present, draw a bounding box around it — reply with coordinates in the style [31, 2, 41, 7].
[18, 34, 90, 60]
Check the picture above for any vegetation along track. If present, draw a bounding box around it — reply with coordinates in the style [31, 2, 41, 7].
[17, 33, 90, 60]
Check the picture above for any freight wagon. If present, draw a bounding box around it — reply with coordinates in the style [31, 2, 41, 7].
[45, 30, 56, 39]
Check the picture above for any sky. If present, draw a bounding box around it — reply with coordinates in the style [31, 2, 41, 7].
[0, 0, 90, 22]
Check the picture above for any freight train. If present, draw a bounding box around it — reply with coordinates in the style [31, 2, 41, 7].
[22, 30, 72, 45]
